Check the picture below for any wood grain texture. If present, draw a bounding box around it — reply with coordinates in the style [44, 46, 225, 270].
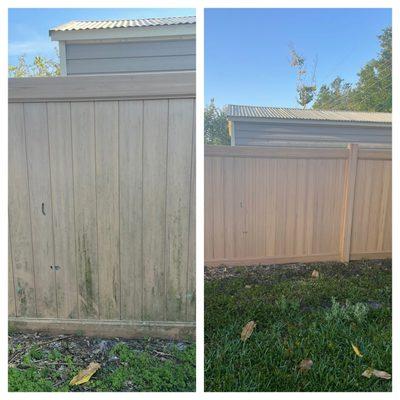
[24, 103, 57, 317]
[165, 99, 194, 321]
[119, 100, 143, 321]
[95, 101, 120, 320]
[142, 100, 168, 321]
[47, 102, 78, 318]
[205, 145, 391, 266]
[71, 102, 99, 319]
[8, 103, 36, 317]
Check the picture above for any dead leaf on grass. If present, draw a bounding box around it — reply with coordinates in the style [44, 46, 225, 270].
[362, 368, 391, 380]
[70, 362, 101, 385]
[311, 270, 319, 278]
[298, 358, 313, 372]
[241, 321, 256, 341]
[351, 343, 363, 357]
[245, 285, 252, 289]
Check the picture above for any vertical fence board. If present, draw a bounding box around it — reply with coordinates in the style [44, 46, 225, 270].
[71, 102, 99, 319]
[47, 102, 78, 319]
[142, 100, 168, 321]
[119, 100, 143, 321]
[95, 101, 120, 320]
[8, 103, 36, 317]
[8, 232, 16, 316]
[165, 99, 194, 321]
[187, 102, 196, 321]
[24, 103, 57, 317]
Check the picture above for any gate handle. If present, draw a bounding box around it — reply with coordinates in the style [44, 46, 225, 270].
[42, 202, 46, 215]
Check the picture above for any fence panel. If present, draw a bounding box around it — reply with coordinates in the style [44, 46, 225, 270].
[9, 72, 195, 339]
[204, 144, 391, 266]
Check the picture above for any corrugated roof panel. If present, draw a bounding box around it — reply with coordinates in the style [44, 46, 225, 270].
[227, 105, 391, 124]
[51, 16, 196, 32]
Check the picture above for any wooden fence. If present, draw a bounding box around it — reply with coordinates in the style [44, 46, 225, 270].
[9, 72, 195, 339]
[205, 144, 391, 266]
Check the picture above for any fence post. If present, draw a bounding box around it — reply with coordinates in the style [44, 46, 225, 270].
[340, 143, 359, 262]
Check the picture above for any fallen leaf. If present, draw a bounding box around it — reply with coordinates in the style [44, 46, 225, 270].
[311, 270, 319, 278]
[351, 343, 363, 357]
[70, 362, 101, 385]
[362, 368, 391, 380]
[241, 321, 256, 341]
[245, 285, 252, 289]
[299, 358, 313, 372]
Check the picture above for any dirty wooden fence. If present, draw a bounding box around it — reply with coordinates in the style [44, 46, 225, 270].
[9, 72, 195, 339]
[205, 144, 391, 266]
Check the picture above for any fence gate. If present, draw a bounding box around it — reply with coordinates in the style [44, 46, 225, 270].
[9, 72, 195, 339]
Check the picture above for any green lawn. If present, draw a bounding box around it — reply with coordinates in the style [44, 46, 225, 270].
[9, 337, 195, 392]
[205, 259, 391, 392]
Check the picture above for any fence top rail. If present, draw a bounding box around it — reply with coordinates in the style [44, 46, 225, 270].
[205, 145, 349, 160]
[9, 71, 195, 103]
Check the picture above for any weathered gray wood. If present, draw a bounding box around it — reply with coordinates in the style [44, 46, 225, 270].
[71, 102, 99, 319]
[9, 72, 195, 102]
[119, 100, 143, 320]
[24, 103, 57, 318]
[95, 101, 120, 320]
[142, 100, 168, 321]
[187, 101, 196, 321]
[9, 231, 16, 317]
[47, 102, 78, 318]
[8, 103, 36, 317]
[165, 99, 194, 321]
[66, 39, 195, 59]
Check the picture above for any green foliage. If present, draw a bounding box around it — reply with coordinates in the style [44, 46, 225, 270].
[313, 26, 391, 112]
[92, 343, 196, 392]
[9, 50, 60, 77]
[205, 261, 391, 391]
[9, 368, 66, 392]
[289, 45, 317, 109]
[204, 99, 230, 145]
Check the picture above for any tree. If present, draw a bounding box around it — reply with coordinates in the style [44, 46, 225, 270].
[289, 45, 317, 109]
[204, 99, 230, 145]
[9, 50, 60, 77]
[313, 26, 391, 112]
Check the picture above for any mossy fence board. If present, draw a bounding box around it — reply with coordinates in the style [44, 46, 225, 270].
[8, 72, 195, 339]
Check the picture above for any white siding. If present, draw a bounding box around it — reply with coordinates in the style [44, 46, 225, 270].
[65, 39, 195, 75]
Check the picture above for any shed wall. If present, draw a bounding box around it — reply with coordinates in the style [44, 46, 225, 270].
[233, 120, 391, 147]
[65, 39, 196, 75]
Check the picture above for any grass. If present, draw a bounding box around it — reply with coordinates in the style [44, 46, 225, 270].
[205, 260, 392, 392]
[9, 341, 195, 392]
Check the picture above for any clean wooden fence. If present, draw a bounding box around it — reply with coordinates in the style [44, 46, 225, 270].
[205, 144, 391, 266]
[9, 72, 195, 339]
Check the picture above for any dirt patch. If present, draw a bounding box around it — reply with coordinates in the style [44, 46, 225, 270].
[204, 259, 391, 283]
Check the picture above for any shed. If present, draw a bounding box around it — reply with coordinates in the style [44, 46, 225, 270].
[227, 105, 392, 148]
[50, 16, 196, 75]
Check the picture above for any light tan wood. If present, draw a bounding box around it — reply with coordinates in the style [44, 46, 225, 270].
[142, 100, 168, 321]
[47, 102, 78, 318]
[9, 318, 195, 340]
[71, 102, 99, 319]
[24, 103, 57, 317]
[119, 100, 143, 321]
[95, 101, 120, 320]
[204, 144, 391, 266]
[9, 71, 195, 102]
[205, 144, 348, 159]
[8, 103, 36, 317]
[165, 99, 194, 321]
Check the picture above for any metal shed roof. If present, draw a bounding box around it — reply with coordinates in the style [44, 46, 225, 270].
[227, 105, 391, 125]
[51, 16, 196, 32]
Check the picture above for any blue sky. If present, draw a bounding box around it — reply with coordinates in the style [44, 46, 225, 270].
[8, 8, 195, 65]
[205, 8, 391, 108]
